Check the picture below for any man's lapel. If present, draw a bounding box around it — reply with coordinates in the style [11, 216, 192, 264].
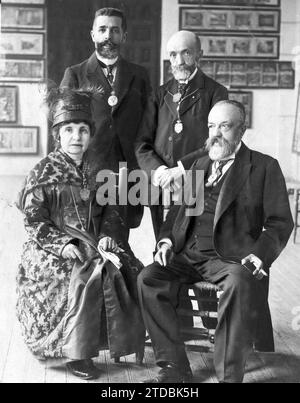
[86, 52, 111, 94]
[111, 58, 134, 114]
[214, 143, 252, 228]
[179, 70, 205, 116]
[164, 79, 179, 118]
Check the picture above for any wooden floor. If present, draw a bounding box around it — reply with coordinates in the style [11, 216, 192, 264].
[0, 177, 300, 383]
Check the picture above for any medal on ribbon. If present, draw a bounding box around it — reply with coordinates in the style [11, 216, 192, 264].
[108, 93, 118, 107]
[80, 188, 91, 201]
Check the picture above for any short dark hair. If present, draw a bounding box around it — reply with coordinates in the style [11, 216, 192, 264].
[217, 100, 246, 125]
[93, 8, 127, 32]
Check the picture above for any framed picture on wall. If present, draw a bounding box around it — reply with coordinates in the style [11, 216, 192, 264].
[0, 126, 39, 155]
[0, 32, 45, 57]
[1, 6, 45, 30]
[228, 91, 253, 128]
[0, 59, 45, 82]
[279, 62, 295, 88]
[2, 0, 45, 4]
[180, 8, 280, 33]
[0, 86, 18, 124]
[178, 0, 281, 7]
[199, 34, 279, 59]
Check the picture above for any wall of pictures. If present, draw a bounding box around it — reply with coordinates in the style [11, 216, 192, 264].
[161, 0, 300, 181]
[0, 0, 47, 175]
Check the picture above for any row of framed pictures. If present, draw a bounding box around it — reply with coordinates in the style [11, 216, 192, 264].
[163, 60, 295, 89]
[198, 34, 279, 59]
[180, 7, 280, 33]
[178, 0, 280, 7]
[1, 2, 47, 80]
[0, 2, 44, 154]
[0, 85, 39, 154]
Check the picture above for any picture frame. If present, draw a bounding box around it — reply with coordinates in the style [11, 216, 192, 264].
[0, 59, 45, 82]
[164, 60, 295, 89]
[0, 32, 45, 57]
[0, 86, 18, 124]
[1, 6, 45, 30]
[228, 91, 253, 128]
[178, 0, 281, 7]
[198, 34, 280, 59]
[180, 8, 280, 33]
[2, 0, 45, 4]
[0, 126, 39, 155]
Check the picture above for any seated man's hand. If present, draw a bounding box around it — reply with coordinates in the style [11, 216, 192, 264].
[154, 243, 172, 267]
[241, 254, 266, 281]
[98, 236, 124, 253]
[62, 244, 84, 262]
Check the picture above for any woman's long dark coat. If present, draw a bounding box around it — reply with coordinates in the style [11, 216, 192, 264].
[16, 150, 144, 360]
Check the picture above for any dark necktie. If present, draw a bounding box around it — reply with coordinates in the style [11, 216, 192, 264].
[98, 60, 115, 86]
[178, 82, 188, 97]
[106, 65, 115, 86]
[206, 159, 233, 188]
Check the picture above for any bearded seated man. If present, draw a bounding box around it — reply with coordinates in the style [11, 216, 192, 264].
[137, 100, 294, 384]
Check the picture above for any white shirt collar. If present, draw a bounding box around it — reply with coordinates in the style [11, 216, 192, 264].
[96, 52, 118, 67]
[178, 67, 198, 85]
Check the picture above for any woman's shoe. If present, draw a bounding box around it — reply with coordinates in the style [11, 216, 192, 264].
[66, 359, 101, 380]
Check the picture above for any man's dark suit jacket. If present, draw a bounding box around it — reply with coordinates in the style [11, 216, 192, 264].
[135, 70, 228, 175]
[61, 52, 151, 227]
[61, 52, 151, 170]
[159, 143, 294, 351]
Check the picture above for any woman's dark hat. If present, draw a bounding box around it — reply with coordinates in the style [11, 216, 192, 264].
[45, 86, 102, 128]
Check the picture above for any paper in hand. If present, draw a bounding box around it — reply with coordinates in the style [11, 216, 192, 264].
[97, 246, 123, 270]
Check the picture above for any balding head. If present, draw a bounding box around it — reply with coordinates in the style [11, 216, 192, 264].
[167, 31, 202, 81]
[167, 31, 201, 54]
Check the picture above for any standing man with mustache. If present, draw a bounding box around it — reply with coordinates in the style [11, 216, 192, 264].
[138, 100, 294, 383]
[135, 30, 228, 238]
[61, 8, 151, 235]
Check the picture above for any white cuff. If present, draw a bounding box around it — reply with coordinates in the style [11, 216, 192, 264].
[157, 238, 173, 250]
[251, 255, 263, 270]
[152, 165, 168, 186]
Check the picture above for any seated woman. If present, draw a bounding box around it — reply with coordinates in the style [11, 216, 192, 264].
[16, 88, 145, 380]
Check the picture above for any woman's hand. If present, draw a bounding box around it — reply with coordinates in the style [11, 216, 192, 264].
[62, 244, 84, 262]
[98, 236, 124, 253]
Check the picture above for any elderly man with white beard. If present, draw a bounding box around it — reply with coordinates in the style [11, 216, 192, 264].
[137, 100, 294, 383]
[135, 30, 228, 239]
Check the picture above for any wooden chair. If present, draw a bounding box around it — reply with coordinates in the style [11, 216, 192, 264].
[294, 189, 300, 243]
[178, 281, 220, 347]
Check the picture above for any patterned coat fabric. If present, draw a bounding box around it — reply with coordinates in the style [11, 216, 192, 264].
[16, 150, 144, 360]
